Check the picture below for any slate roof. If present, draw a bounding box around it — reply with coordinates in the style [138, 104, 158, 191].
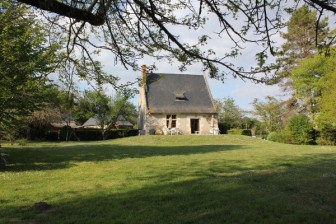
[145, 73, 216, 114]
[82, 116, 99, 126]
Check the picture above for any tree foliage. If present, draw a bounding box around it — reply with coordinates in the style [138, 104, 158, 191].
[287, 115, 315, 145]
[13, 0, 336, 83]
[0, 2, 57, 138]
[291, 47, 336, 127]
[25, 86, 69, 139]
[291, 53, 324, 120]
[316, 51, 336, 126]
[252, 96, 286, 134]
[250, 6, 336, 145]
[76, 90, 137, 139]
[272, 5, 332, 84]
[215, 97, 242, 129]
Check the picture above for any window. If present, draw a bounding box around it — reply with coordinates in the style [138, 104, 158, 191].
[166, 115, 176, 128]
[176, 96, 187, 101]
[175, 93, 187, 101]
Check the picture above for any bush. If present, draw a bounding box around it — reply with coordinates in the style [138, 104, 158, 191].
[316, 125, 336, 145]
[77, 129, 102, 141]
[16, 139, 28, 146]
[267, 131, 292, 144]
[105, 129, 138, 139]
[241, 129, 252, 136]
[218, 123, 228, 134]
[254, 129, 267, 139]
[267, 132, 280, 142]
[227, 129, 252, 136]
[288, 115, 315, 145]
[77, 129, 139, 141]
[45, 128, 139, 141]
[59, 126, 79, 141]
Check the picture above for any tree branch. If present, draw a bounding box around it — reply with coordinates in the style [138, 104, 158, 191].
[17, 0, 106, 25]
[308, 0, 336, 13]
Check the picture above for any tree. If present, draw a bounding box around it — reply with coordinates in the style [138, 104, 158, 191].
[110, 94, 138, 128]
[0, 3, 57, 140]
[25, 86, 70, 140]
[14, 0, 336, 83]
[78, 90, 136, 140]
[271, 5, 332, 84]
[252, 96, 286, 134]
[265, 5, 333, 134]
[316, 51, 336, 127]
[215, 97, 242, 129]
[291, 53, 323, 122]
[291, 47, 336, 127]
[288, 115, 315, 145]
[79, 90, 112, 139]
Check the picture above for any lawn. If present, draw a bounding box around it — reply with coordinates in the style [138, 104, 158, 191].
[1, 135, 336, 224]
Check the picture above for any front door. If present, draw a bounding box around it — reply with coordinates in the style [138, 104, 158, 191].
[190, 119, 199, 134]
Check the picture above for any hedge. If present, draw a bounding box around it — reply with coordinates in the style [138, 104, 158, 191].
[227, 129, 252, 136]
[46, 128, 139, 141]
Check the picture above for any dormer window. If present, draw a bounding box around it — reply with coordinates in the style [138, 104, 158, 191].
[175, 93, 187, 101]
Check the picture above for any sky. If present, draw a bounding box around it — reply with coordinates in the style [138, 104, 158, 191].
[90, 3, 334, 113]
[89, 4, 290, 112]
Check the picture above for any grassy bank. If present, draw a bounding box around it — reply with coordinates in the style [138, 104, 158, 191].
[1, 135, 336, 223]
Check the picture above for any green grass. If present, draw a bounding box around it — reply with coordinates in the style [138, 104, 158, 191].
[1, 135, 336, 224]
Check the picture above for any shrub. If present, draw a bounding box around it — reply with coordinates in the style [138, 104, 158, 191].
[288, 115, 315, 145]
[316, 125, 336, 145]
[266, 131, 290, 143]
[46, 128, 139, 141]
[227, 129, 252, 136]
[16, 139, 28, 146]
[254, 129, 267, 139]
[59, 126, 79, 141]
[267, 132, 280, 142]
[77, 129, 102, 141]
[78, 129, 139, 141]
[218, 123, 228, 134]
[102, 129, 138, 140]
[241, 129, 252, 136]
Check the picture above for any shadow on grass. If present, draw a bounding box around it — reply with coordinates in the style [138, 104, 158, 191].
[1, 144, 242, 172]
[5, 155, 336, 224]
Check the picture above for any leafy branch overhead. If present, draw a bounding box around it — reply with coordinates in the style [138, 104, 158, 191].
[16, 0, 336, 82]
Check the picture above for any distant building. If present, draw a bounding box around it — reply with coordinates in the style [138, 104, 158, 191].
[82, 115, 133, 129]
[82, 116, 102, 129]
[138, 65, 218, 135]
[115, 115, 133, 129]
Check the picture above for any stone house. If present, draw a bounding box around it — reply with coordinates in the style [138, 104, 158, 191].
[138, 65, 218, 135]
